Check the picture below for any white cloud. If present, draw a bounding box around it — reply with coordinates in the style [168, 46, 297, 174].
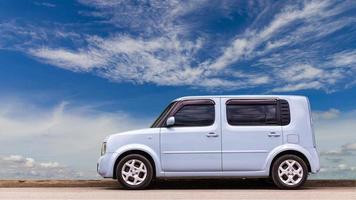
[30, 48, 106, 71]
[39, 162, 60, 168]
[30, 35, 205, 86]
[342, 142, 356, 152]
[271, 64, 335, 92]
[280, 64, 323, 82]
[318, 163, 356, 174]
[0, 20, 84, 52]
[0, 98, 150, 178]
[312, 109, 356, 179]
[272, 81, 323, 92]
[337, 164, 356, 171]
[314, 109, 356, 155]
[320, 149, 346, 156]
[319, 141, 356, 156]
[2, 1, 356, 92]
[328, 50, 356, 68]
[0, 155, 81, 179]
[33, 2, 56, 8]
[0, 99, 144, 138]
[313, 108, 340, 120]
[78, 0, 207, 35]
[1, 100, 356, 179]
[269, 61, 346, 92]
[203, 0, 355, 92]
[205, 0, 337, 71]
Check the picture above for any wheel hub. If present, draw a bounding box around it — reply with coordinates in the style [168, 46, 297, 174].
[121, 159, 147, 186]
[277, 159, 303, 186]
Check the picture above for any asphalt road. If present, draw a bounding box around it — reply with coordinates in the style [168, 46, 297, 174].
[0, 187, 355, 200]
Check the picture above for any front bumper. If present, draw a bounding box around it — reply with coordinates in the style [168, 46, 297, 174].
[97, 153, 115, 178]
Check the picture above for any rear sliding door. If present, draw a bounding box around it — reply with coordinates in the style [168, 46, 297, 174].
[221, 98, 283, 171]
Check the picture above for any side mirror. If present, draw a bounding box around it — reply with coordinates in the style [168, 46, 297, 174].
[166, 116, 175, 127]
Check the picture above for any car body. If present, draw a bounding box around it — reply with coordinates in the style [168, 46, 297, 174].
[97, 95, 320, 189]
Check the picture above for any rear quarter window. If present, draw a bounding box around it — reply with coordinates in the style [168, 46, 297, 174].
[226, 99, 290, 126]
[226, 103, 278, 125]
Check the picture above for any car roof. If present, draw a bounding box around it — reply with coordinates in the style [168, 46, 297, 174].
[173, 95, 306, 102]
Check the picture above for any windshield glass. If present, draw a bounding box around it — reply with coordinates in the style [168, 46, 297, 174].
[150, 102, 175, 128]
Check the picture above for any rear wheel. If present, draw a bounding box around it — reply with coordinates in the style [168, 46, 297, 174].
[271, 154, 308, 189]
[117, 154, 153, 189]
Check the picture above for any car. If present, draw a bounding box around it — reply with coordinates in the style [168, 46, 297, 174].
[97, 95, 320, 189]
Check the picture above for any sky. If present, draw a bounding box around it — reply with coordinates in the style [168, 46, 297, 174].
[0, 0, 355, 179]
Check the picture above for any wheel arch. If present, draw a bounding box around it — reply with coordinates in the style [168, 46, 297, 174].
[268, 150, 311, 176]
[113, 149, 157, 179]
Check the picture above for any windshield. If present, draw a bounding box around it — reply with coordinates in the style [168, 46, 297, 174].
[150, 102, 175, 128]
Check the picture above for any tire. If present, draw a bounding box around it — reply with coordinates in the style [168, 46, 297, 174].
[116, 154, 153, 190]
[271, 154, 308, 189]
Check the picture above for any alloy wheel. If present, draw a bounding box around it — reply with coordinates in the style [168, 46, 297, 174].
[277, 159, 303, 186]
[121, 159, 147, 186]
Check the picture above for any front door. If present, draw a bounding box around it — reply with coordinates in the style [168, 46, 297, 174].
[160, 98, 222, 172]
[221, 98, 283, 171]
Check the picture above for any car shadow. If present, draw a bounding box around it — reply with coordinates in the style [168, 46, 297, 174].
[150, 179, 275, 190]
[103, 179, 312, 190]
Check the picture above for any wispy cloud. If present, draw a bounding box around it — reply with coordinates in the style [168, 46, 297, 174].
[205, 0, 334, 70]
[33, 1, 56, 8]
[79, 0, 208, 35]
[30, 47, 106, 71]
[328, 50, 356, 67]
[0, 20, 83, 51]
[1, 0, 356, 92]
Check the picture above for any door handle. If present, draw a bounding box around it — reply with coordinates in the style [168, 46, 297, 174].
[206, 132, 219, 137]
[268, 132, 281, 137]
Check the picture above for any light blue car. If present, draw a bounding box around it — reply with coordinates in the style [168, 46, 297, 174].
[97, 95, 320, 189]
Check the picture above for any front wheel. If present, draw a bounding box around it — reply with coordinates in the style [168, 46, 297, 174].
[117, 154, 153, 189]
[271, 155, 308, 189]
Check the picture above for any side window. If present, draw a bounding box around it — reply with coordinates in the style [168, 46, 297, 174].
[174, 104, 215, 127]
[226, 103, 278, 126]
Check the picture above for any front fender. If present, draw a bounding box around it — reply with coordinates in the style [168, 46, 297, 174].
[109, 144, 163, 177]
[264, 144, 313, 173]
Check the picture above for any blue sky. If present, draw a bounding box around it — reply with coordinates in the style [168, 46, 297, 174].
[0, 0, 356, 179]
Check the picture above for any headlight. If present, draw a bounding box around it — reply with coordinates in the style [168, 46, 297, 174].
[101, 142, 107, 156]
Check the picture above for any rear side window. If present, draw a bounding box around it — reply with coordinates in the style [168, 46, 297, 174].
[174, 104, 215, 127]
[226, 101, 278, 126]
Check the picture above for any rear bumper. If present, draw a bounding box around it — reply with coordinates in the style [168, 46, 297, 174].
[308, 147, 320, 173]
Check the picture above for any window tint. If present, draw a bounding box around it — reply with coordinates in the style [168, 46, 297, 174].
[151, 102, 176, 128]
[174, 104, 215, 127]
[227, 104, 278, 125]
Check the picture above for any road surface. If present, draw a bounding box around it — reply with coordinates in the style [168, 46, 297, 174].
[0, 187, 355, 200]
